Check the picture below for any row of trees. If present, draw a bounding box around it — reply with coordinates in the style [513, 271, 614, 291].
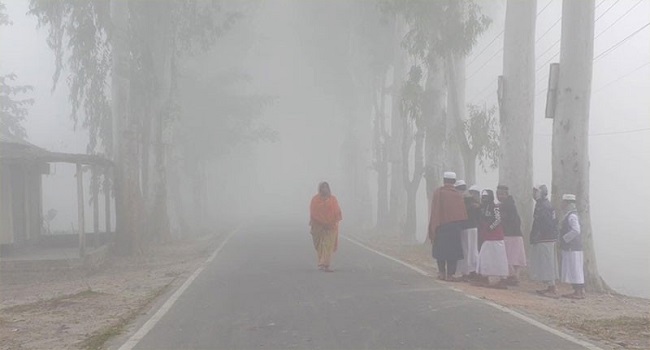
[27, 0, 271, 254]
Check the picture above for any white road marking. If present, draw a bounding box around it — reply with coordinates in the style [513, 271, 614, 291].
[117, 228, 239, 350]
[343, 234, 603, 350]
[342, 235, 431, 277]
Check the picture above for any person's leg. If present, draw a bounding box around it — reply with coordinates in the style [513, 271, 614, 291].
[447, 260, 458, 276]
[437, 260, 447, 280]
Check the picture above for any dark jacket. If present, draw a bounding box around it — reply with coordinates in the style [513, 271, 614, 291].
[560, 211, 583, 251]
[530, 198, 557, 244]
[464, 195, 481, 229]
[500, 196, 522, 237]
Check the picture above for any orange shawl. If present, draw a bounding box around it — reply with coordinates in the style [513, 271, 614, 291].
[310, 194, 342, 228]
[428, 184, 468, 240]
[310, 194, 342, 250]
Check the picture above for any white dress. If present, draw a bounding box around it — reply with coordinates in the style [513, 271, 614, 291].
[456, 228, 479, 275]
[477, 240, 509, 277]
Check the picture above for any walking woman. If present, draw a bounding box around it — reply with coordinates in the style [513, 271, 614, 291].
[309, 182, 342, 272]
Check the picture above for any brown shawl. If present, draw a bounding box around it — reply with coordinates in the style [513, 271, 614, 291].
[428, 184, 468, 240]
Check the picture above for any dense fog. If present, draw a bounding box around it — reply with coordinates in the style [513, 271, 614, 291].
[1, 0, 648, 298]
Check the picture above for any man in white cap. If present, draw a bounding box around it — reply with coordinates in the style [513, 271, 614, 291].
[531, 185, 559, 297]
[559, 194, 586, 299]
[428, 171, 467, 281]
[455, 182, 480, 281]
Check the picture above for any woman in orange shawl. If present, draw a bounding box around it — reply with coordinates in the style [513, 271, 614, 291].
[309, 182, 342, 272]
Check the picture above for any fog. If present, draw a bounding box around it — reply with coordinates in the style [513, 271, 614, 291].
[1, 0, 648, 298]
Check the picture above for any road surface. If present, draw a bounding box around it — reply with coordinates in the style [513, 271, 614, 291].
[122, 223, 593, 350]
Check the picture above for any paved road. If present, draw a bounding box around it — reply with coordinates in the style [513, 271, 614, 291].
[126, 223, 590, 350]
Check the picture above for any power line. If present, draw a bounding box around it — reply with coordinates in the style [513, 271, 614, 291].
[595, 0, 645, 39]
[591, 127, 650, 136]
[595, 0, 608, 10]
[593, 22, 650, 61]
[535, 127, 650, 137]
[594, 61, 650, 93]
[595, 0, 622, 23]
[536, 38, 561, 61]
[467, 30, 504, 66]
[536, 51, 560, 73]
[466, 49, 502, 80]
[536, 16, 562, 44]
[537, 0, 555, 17]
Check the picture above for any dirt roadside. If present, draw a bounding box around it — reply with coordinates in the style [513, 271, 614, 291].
[0, 230, 229, 350]
[351, 232, 650, 350]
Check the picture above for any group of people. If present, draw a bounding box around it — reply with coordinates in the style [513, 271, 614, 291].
[428, 171, 586, 299]
[306, 175, 586, 300]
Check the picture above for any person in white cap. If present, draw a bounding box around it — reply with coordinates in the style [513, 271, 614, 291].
[475, 189, 509, 289]
[428, 171, 467, 281]
[496, 184, 526, 286]
[559, 194, 586, 299]
[454, 182, 480, 281]
[530, 185, 560, 298]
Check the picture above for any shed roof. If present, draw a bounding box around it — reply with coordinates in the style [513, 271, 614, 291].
[0, 130, 113, 167]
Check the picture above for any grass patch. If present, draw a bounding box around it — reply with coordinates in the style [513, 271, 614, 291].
[80, 282, 173, 350]
[2, 289, 103, 313]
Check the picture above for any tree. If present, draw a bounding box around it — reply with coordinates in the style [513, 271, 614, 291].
[499, 0, 537, 244]
[381, 0, 490, 239]
[0, 74, 33, 139]
[400, 66, 426, 239]
[461, 104, 500, 184]
[551, 0, 608, 292]
[0, 3, 34, 139]
[29, 0, 241, 254]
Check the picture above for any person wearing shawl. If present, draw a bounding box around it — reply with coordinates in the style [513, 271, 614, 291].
[428, 172, 468, 281]
[475, 189, 509, 289]
[455, 182, 480, 281]
[559, 194, 586, 299]
[530, 185, 560, 298]
[496, 185, 527, 286]
[310, 182, 342, 272]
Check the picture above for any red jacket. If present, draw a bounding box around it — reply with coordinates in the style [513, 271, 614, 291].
[478, 204, 505, 242]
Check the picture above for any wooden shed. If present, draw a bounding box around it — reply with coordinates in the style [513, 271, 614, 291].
[0, 130, 114, 258]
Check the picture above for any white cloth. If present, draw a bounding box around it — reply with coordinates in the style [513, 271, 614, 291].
[477, 240, 509, 277]
[561, 250, 584, 284]
[563, 213, 581, 243]
[456, 228, 479, 275]
[529, 242, 559, 282]
[504, 236, 527, 267]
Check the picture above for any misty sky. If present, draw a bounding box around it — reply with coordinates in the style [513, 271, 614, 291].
[1, 0, 648, 297]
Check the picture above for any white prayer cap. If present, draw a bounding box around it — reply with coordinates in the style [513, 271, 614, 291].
[562, 194, 576, 201]
[468, 185, 480, 192]
[443, 171, 456, 180]
[455, 180, 466, 187]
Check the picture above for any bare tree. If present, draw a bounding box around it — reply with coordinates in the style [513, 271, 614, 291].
[551, 0, 608, 292]
[499, 0, 537, 243]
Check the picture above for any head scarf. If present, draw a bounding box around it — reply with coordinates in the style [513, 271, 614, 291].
[535, 184, 548, 199]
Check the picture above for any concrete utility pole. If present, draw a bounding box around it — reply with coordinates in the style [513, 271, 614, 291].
[499, 0, 537, 243]
[551, 0, 607, 292]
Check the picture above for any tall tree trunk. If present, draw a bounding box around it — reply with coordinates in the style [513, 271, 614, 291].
[402, 118, 425, 241]
[111, 0, 143, 255]
[552, 0, 607, 292]
[444, 54, 466, 179]
[424, 59, 447, 203]
[144, 3, 173, 243]
[374, 75, 390, 229]
[500, 0, 537, 245]
[463, 152, 477, 186]
[388, 17, 406, 231]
